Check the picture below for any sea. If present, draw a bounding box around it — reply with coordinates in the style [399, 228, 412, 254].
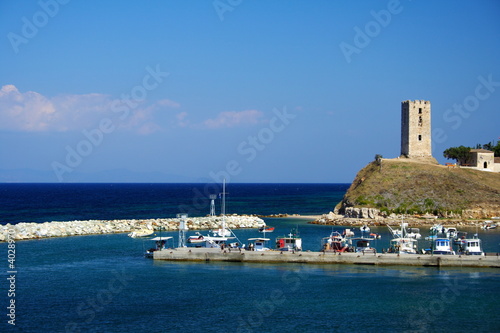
[1, 183, 499, 333]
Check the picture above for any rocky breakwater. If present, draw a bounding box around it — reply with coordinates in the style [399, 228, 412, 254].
[0, 215, 265, 242]
[311, 211, 487, 228]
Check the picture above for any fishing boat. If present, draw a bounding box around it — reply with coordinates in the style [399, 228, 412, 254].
[343, 228, 355, 237]
[145, 236, 173, 258]
[187, 233, 205, 244]
[453, 231, 468, 245]
[457, 235, 485, 256]
[406, 228, 421, 239]
[128, 229, 154, 238]
[275, 228, 302, 251]
[212, 228, 232, 237]
[259, 226, 275, 233]
[444, 227, 458, 239]
[430, 224, 445, 235]
[246, 238, 271, 251]
[481, 221, 497, 230]
[321, 231, 349, 252]
[350, 237, 376, 253]
[359, 224, 371, 233]
[388, 237, 418, 254]
[387, 221, 418, 254]
[432, 238, 456, 255]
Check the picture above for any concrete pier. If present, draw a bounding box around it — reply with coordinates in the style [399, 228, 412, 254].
[153, 248, 500, 268]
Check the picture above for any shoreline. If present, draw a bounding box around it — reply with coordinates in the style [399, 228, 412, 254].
[309, 212, 496, 227]
[258, 213, 495, 227]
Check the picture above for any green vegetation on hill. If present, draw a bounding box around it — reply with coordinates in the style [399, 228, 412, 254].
[337, 159, 500, 217]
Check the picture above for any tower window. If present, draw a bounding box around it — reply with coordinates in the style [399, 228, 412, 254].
[419, 108, 422, 114]
[418, 116, 423, 126]
[418, 135, 422, 141]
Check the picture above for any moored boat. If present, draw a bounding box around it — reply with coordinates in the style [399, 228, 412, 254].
[388, 237, 418, 254]
[444, 227, 458, 239]
[350, 237, 376, 254]
[246, 238, 271, 251]
[187, 233, 205, 244]
[457, 234, 485, 256]
[276, 229, 302, 251]
[128, 229, 154, 238]
[359, 224, 371, 233]
[259, 226, 275, 233]
[321, 231, 349, 252]
[481, 221, 497, 230]
[145, 236, 173, 257]
[431, 238, 455, 255]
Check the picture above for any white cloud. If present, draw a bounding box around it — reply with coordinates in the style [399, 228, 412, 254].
[0, 85, 179, 133]
[201, 110, 264, 129]
[176, 112, 190, 128]
[156, 99, 180, 108]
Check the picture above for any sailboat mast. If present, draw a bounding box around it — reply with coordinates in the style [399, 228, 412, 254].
[222, 179, 226, 235]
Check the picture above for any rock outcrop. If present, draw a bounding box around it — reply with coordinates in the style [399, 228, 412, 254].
[335, 159, 500, 219]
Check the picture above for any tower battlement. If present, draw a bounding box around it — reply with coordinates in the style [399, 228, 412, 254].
[400, 100, 433, 160]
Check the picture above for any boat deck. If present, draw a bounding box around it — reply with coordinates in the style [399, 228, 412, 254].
[153, 248, 500, 268]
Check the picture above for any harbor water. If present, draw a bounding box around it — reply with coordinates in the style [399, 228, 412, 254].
[1, 183, 499, 332]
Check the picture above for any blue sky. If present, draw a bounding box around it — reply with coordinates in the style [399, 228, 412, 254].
[0, 0, 499, 183]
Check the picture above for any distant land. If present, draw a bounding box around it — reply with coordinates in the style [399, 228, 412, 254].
[335, 159, 500, 218]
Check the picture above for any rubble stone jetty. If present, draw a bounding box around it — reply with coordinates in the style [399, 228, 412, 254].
[0, 215, 265, 242]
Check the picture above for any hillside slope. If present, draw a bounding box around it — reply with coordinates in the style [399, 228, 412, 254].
[336, 159, 500, 218]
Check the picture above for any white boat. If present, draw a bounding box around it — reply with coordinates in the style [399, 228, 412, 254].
[321, 231, 349, 252]
[432, 238, 455, 255]
[276, 229, 302, 251]
[406, 228, 421, 239]
[481, 221, 497, 230]
[444, 227, 458, 239]
[343, 228, 355, 237]
[187, 233, 205, 244]
[246, 238, 271, 251]
[360, 224, 371, 233]
[145, 236, 173, 257]
[212, 228, 232, 237]
[430, 224, 445, 235]
[128, 229, 154, 238]
[387, 221, 419, 254]
[389, 237, 418, 254]
[457, 234, 485, 256]
[350, 238, 376, 253]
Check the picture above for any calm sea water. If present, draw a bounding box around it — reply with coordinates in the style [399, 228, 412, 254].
[0, 183, 348, 223]
[1, 183, 499, 332]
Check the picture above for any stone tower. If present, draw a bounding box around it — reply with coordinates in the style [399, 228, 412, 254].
[400, 100, 433, 159]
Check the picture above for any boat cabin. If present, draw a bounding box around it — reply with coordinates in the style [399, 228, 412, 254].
[246, 238, 270, 251]
[321, 232, 348, 252]
[145, 236, 173, 258]
[276, 236, 302, 251]
[432, 238, 455, 255]
[458, 238, 484, 256]
[351, 238, 376, 253]
[389, 237, 417, 254]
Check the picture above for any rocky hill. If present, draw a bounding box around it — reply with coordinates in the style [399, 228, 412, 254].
[335, 159, 500, 218]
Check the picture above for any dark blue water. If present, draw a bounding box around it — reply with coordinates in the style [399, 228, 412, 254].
[0, 183, 348, 223]
[1, 183, 499, 332]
